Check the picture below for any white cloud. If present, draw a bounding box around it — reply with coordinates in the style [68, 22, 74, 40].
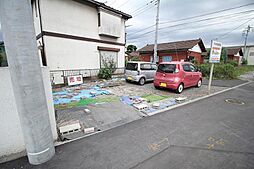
[105, 0, 254, 48]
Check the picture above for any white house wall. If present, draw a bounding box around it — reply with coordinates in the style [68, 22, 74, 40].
[44, 36, 125, 70]
[0, 67, 57, 161]
[36, 0, 126, 73]
[247, 46, 254, 65]
[40, 0, 125, 44]
[189, 44, 202, 53]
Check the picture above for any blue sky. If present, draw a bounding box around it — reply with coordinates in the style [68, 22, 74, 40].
[1, 0, 254, 49]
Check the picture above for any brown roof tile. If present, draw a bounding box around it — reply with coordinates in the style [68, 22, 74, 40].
[226, 47, 243, 56]
[138, 39, 206, 53]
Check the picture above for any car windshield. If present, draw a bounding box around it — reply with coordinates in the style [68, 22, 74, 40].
[157, 64, 176, 73]
[126, 63, 138, 71]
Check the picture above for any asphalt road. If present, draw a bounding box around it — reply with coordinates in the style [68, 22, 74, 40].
[202, 79, 247, 87]
[1, 82, 254, 169]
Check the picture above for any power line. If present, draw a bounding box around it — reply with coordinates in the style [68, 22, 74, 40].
[127, 16, 254, 42]
[131, 0, 155, 14]
[160, 2, 254, 24]
[115, 0, 131, 8]
[128, 2, 254, 35]
[132, 4, 156, 17]
[127, 10, 254, 39]
[218, 17, 254, 40]
[128, 24, 156, 36]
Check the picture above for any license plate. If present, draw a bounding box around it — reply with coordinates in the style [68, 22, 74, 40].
[160, 83, 167, 87]
[127, 76, 133, 80]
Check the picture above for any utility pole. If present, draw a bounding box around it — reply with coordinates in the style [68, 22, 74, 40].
[243, 25, 253, 62]
[0, 0, 55, 165]
[153, 0, 160, 64]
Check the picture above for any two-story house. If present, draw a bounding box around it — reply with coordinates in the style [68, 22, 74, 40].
[32, 0, 131, 84]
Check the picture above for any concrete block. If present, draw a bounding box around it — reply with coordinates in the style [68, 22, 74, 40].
[133, 103, 148, 110]
[175, 97, 187, 101]
[59, 121, 81, 135]
[84, 127, 95, 134]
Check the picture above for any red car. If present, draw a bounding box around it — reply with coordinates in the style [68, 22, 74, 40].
[154, 61, 202, 93]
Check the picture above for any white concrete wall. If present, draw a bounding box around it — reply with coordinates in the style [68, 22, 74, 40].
[40, 0, 125, 43]
[189, 44, 201, 53]
[44, 36, 125, 70]
[247, 46, 254, 65]
[35, 0, 127, 73]
[0, 67, 57, 160]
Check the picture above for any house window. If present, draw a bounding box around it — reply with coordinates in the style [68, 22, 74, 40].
[250, 52, 254, 56]
[99, 50, 118, 68]
[162, 56, 172, 62]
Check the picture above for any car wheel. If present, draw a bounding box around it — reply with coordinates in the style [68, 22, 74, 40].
[176, 83, 184, 94]
[125, 79, 130, 83]
[139, 77, 145, 85]
[197, 79, 202, 88]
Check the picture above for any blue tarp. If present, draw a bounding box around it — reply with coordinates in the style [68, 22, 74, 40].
[120, 96, 141, 105]
[142, 98, 177, 114]
[53, 86, 110, 105]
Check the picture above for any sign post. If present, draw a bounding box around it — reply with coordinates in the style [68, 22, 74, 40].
[208, 40, 222, 94]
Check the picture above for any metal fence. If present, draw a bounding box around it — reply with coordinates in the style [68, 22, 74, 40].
[50, 67, 125, 85]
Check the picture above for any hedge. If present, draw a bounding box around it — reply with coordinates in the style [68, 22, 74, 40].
[198, 63, 238, 79]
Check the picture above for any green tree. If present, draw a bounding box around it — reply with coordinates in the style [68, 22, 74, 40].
[126, 45, 137, 54]
[221, 47, 227, 64]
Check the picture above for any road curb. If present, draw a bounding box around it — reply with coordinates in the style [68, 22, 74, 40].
[147, 81, 252, 116]
[54, 81, 252, 147]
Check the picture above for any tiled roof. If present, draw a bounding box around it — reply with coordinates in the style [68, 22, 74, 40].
[128, 51, 139, 57]
[138, 39, 206, 53]
[226, 47, 243, 56]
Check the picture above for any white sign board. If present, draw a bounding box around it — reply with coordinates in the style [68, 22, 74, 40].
[209, 40, 222, 63]
[67, 75, 83, 86]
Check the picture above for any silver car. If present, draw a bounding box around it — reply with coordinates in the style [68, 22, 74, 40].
[125, 61, 157, 85]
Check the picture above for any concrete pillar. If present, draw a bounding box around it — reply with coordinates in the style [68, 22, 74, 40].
[0, 0, 55, 165]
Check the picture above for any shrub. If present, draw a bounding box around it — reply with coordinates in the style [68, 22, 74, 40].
[198, 63, 237, 79]
[98, 68, 112, 80]
[98, 56, 117, 80]
[130, 56, 140, 61]
[198, 64, 211, 77]
[242, 58, 248, 65]
[227, 60, 238, 67]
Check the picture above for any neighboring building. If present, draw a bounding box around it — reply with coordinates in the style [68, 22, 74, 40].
[0, 41, 8, 67]
[126, 51, 139, 61]
[243, 45, 254, 65]
[138, 39, 207, 64]
[31, 0, 131, 84]
[226, 47, 243, 65]
[225, 45, 254, 65]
